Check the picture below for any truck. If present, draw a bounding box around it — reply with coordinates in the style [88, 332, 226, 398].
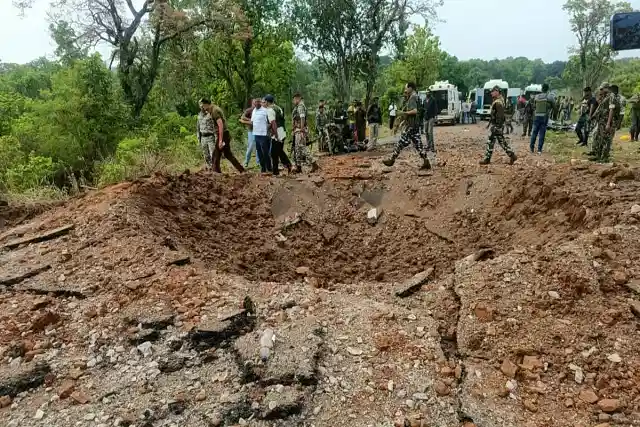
[428, 80, 461, 125]
[478, 79, 509, 120]
[524, 84, 543, 100]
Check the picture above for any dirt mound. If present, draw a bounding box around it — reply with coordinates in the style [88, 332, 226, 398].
[2, 125, 640, 427]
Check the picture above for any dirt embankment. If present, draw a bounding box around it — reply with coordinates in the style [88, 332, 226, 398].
[1, 125, 640, 427]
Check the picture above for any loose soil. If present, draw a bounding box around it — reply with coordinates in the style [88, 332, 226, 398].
[1, 124, 640, 427]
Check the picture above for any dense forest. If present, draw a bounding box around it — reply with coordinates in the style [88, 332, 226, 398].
[0, 0, 638, 198]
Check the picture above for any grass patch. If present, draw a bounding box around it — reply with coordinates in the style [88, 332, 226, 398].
[545, 128, 640, 164]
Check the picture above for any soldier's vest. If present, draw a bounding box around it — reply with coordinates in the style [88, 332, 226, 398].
[273, 105, 286, 128]
[535, 94, 550, 116]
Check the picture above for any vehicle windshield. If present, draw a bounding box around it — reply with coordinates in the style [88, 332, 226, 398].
[432, 90, 448, 112]
[483, 89, 507, 107]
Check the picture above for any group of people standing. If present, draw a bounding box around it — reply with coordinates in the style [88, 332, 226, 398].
[197, 94, 319, 176]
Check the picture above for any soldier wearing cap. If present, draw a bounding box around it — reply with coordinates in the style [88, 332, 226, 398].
[590, 82, 620, 163]
[479, 85, 517, 165]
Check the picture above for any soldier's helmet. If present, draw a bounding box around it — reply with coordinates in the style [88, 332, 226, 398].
[491, 85, 501, 92]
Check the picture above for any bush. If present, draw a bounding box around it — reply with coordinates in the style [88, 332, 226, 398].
[5, 154, 57, 192]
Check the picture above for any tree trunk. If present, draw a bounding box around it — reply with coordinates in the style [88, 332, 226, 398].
[241, 38, 254, 110]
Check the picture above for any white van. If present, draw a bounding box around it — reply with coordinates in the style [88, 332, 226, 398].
[479, 79, 509, 120]
[428, 81, 461, 125]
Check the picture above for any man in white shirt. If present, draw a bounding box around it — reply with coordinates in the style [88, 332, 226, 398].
[462, 102, 470, 124]
[388, 101, 397, 129]
[263, 94, 293, 175]
[251, 100, 272, 173]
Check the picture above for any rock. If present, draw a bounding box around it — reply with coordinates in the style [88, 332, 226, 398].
[625, 280, 640, 295]
[158, 355, 186, 373]
[599, 414, 612, 422]
[310, 175, 325, 186]
[434, 381, 450, 396]
[394, 268, 434, 298]
[166, 255, 191, 267]
[523, 399, 538, 412]
[68, 369, 84, 380]
[84, 413, 96, 421]
[631, 204, 640, 214]
[607, 353, 622, 363]
[346, 347, 363, 356]
[594, 424, 611, 427]
[412, 393, 429, 401]
[70, 390, 90, 404]
[191, 309, 255, 350]
[500, 359, 518, 378]
[474, 303, 494, 322]
[124, 311, 175, 330]
[30, 311, 60, 332]
[381, 167, 394, 173]
[367, 207, 383, 225]
[195, 390, 207, 401]
[579, 389, 599, 404]
[261, 387, 304, 420]
[631, 300, 640, 318]
[295, 266, 310, 276]
[547, 291, 560, 299]
[136, 341, 153, 357]
[0, 362, 50, 397]
[0, 395, 12, 408]
[321, 225, 339, 242]
[58, 380, 75, 399]
[564, 398, 574, 407]
[521, 356, 543, 371]
[234, 320, 322, 386]
[34, 409, 45, 420]
[613, 271, 628, 285]
[598, 399, 621, 413]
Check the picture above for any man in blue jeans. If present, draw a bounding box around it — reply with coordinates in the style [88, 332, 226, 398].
[239, 99, 260, 168]
[530, 83, 556, 155]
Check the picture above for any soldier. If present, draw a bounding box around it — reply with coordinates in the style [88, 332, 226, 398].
[575, 87, 597, 146]
[504, 96, 514, 134]
[197, 98, 245, 173]
[589, 82, 620, 163]
[479, 86, 517, 165]
[629, 93, 640, 142]
[382, 82, 431, 170]
[316, 101, 329, 152]
[521, 95, 534, 138]
[530, 83, 555, 154]
[292, 93, 319, 173]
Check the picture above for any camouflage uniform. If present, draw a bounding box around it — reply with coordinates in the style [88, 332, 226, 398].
[482, 90, 516, 164]
[383, 91, 430, 169]
[592, 89, 620, 163]
[504, 97, 514, 134]
[522, 98, 534, 136]
[316, 107, 329, 152]
[292, 101, 317, 168]
[197, 110, 217, 167]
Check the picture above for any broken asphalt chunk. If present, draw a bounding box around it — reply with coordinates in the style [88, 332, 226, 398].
[190, 309, 255, 350]
[1, 224, 74, 250]
[0, 265, 51, 287]
[395, 268, 434, 298]
[0, 362, 50, 397]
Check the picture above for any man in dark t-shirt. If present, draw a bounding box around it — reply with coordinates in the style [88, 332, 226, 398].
[382, 82, 431, 170]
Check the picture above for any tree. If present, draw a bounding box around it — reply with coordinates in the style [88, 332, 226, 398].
[49, 21, 88, 65]
[357, 0, 439, 106]
[563, 0, 632, 89]
[52, 0, 246, 117]
[291, 0, 362, 101]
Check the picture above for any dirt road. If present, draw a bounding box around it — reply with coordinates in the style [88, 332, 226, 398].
[1, 123, 640, 427]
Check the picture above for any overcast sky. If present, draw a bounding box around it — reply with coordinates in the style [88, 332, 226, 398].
[1, 0, 639, 64]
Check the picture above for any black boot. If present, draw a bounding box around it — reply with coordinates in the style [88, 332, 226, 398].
[382, 158, 395, 167]
[420, 158, 431, 170]
[479, 158, 490, 165]
[509, 153, 518, 165]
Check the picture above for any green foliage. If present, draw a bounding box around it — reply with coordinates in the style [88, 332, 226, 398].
[5, 154, 56, 192]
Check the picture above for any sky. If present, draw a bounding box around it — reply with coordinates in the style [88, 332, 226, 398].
[1, 0, 639, 64]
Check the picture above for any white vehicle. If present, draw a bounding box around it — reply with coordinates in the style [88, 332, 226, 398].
[479, 79, 509, 120]
[428, 80, 461, 125]
[524, 84, 543, 100]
